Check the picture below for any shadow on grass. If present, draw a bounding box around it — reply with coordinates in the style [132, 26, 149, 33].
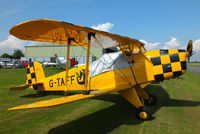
[48, 84, 200, 134]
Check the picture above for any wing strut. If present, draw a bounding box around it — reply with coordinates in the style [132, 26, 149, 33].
[83, 32, 94, 94]
[65, 38, 71, 91]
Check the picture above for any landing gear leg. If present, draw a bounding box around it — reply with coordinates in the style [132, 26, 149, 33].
[136, 86, 157, 105]
[119, 87, 152, 120]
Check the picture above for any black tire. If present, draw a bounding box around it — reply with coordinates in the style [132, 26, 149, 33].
[145, 94, 157, 105]
[136, 106, 151, 120]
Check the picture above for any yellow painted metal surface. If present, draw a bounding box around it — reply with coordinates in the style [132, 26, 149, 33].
[41, 65, 134, 91]
[65, 43, 70, 91]
[26, 62, 45, 89]
[84, 36, 91, 91]
[36, 51, 156, 92]
[9, 19, 144, 49]
[10, 84, 30, 91]
[9, 49, 188, 110]
[8, 19, 189, 112]
[145, 49, 187, 80]
[22, 48, 187, 94]
[8, 85, 130, 110]
[132, 53, 154, 84]
[119, 87, 144, 108]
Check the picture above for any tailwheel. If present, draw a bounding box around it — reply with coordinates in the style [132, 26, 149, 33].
[145, 94, 157, 105]
[136, 106, 151, 120]
[83, 90, 90, 95]
[63, 91, 68, 96]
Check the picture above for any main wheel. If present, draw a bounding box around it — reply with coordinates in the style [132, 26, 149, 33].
[145, 94, 157, 105]
[136, 106, 151, 120]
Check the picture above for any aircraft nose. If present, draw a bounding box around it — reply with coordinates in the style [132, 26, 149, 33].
[163, 49, 187, 79]
[149, 49, 187, 82]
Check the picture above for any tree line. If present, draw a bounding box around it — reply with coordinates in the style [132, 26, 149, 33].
[0, 49, 24, 59]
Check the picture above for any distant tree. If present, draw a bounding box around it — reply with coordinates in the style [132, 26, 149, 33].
[12, 49, 24, 59]
[0, 53, 12, 58]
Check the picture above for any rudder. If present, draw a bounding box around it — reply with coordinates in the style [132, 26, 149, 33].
[26, 62, 45, 85]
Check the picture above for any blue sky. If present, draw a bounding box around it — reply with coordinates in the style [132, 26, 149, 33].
[0, 0, 200, 60]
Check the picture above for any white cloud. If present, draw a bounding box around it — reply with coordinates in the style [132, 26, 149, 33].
[140, 37, 182, 51]
[140, 37, 200, 61]
[140, 40, 161, 50]
[91, 22, 114, 32]
[193, 39, 200, 52]
[162, 37, 181, 49]
[190, 39, 200, 61]
[0, 35, 26, 55]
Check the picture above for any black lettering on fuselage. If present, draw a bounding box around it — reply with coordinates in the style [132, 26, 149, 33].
[57, 78, 60, 86]
[76, 69, 85, 85]
[61, 78, 65, 86]
[71, 75, 75, 84]
[49, 71, 86, 88]
[49, 79, 53, 87]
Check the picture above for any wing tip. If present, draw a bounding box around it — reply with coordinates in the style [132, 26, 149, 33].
[8, 107, 18, 110]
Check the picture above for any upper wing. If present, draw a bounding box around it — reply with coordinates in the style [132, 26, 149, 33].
[10, 19, 144, 49]
[8, 85, 130, 110]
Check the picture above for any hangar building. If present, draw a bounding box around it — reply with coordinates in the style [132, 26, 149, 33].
[24, 44, 103, 64]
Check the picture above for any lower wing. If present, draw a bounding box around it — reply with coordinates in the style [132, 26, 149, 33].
[8, 85, 130, 110]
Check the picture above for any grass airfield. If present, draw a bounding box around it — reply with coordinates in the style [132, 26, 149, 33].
[0, 68, 200, 134]
[188, 62, 200, 66]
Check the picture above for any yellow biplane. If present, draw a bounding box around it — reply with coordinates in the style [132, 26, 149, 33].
[9, 19, 193, 120]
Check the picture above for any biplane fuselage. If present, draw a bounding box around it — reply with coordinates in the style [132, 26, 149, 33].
[27, 49, 187, 92]
[9, 19, 191, 120]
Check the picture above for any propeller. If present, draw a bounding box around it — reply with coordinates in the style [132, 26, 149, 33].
[186, 40, 193, 62]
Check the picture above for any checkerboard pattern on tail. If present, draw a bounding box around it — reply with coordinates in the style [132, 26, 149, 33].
[150, 49, 187, 82]
[26, 62, 37, 84]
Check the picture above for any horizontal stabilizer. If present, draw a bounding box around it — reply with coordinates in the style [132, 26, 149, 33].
[10, 84, 30, 91]
[8, 86, 129, 110]
[10, 83, 43, 91]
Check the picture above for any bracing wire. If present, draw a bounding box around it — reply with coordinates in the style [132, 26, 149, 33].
[92, 36, 132, 84]
[73, 38, 133, 89]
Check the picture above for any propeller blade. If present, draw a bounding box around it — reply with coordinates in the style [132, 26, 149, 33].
[187, 40, 193, 53]
[186, 40, 193, 62]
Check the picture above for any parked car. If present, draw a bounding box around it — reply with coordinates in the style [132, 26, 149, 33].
[18, 60, 30, 68]
[0, 61, 13, 68]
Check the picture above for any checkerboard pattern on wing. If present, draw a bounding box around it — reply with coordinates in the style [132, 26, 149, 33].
[150, 49, 187, 82]
[26, 62, 37, 84]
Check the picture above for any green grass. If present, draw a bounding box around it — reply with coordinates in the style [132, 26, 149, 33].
[188, 62, 200, 66]
[0, 68, 200, 134]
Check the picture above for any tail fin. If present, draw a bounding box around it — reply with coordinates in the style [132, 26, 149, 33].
[26, 62, 45, 85]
